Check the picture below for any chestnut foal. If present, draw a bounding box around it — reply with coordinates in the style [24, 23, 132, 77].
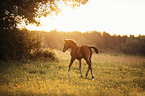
[63, 39, 99, 80]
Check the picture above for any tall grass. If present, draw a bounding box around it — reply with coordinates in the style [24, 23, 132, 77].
[0, 50, 145, 95]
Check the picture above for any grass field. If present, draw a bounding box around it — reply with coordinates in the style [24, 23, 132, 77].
[0, 50, 145, 96]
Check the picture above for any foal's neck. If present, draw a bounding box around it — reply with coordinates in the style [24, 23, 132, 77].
[70, 43, 79, 51]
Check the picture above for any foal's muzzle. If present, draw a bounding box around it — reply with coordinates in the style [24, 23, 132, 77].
[63, 50, 66, 52]
[62, 49, 66, 52]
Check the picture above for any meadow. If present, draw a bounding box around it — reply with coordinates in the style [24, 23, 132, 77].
[0, 50, 145, 96]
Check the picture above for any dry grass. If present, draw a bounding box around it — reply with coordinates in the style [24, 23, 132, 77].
[0, 50, 145, 96]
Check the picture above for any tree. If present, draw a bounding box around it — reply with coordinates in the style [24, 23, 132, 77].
[0, 0, 88, 31]
[0, 0, 88, 25]
[102, 32, 113, 49]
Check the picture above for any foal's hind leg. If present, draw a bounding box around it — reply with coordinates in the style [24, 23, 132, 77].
[85, 59, 94, 80]
[89, 56, 94, 80]
[86, 65, 89, 78]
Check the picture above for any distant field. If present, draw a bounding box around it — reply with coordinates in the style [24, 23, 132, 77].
[0, 50, 145, 96]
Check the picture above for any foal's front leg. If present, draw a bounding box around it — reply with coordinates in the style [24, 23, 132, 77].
[79, 59, 83, 77]
[68, 58, 75, 76]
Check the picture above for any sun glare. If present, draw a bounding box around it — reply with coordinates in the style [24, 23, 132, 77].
[22, 0, 145, 36]
[26, 1, 88, 32]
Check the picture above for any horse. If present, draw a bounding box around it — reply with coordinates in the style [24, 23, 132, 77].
[62, 39, 99, 80]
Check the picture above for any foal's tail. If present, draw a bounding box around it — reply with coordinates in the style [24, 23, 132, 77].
[89, 46, 99, 54]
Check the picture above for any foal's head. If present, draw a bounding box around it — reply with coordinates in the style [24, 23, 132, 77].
[63, 39, 77, 52]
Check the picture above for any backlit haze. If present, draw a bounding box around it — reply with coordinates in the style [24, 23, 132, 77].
[19, 0, 145, 36]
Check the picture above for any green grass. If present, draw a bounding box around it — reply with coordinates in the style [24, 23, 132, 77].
[0, 50, 145, 96]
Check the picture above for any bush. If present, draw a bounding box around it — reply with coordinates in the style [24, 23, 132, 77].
[0, 29, 42, 61]
[30, 49, 58, 61]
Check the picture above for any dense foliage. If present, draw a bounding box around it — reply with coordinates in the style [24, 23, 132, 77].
[0, 29, 41, 61]
[0, 0, 88, 25]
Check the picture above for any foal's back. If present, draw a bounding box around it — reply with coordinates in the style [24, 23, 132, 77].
[80, 45, 92, 60]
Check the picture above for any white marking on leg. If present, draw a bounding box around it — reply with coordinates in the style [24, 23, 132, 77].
[68, 71, 70, 75]
[80, 68, 83, 77]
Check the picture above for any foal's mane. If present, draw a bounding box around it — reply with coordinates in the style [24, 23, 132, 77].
[66, 39, 78, 46]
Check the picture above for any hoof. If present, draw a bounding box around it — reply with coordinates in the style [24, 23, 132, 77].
[86, 74, 88, 77]
[92, 77, 95, 80]
[81, 75, 83, 78]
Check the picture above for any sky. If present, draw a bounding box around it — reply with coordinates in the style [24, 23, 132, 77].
[24, 0, 145, 36]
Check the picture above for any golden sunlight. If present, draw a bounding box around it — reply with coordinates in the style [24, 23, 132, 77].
[20, 0, 145, 36]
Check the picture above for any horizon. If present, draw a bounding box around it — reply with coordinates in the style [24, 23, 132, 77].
[28, 29, 145, 37]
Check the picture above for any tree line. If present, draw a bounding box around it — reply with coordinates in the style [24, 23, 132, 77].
[1, 29, 145, 61]
[41, 30, 145, 56]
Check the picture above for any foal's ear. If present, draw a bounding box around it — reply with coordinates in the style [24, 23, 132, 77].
[64, 39, 67, 42]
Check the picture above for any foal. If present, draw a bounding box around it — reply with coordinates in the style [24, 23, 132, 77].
[62, 39, 99, 80]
